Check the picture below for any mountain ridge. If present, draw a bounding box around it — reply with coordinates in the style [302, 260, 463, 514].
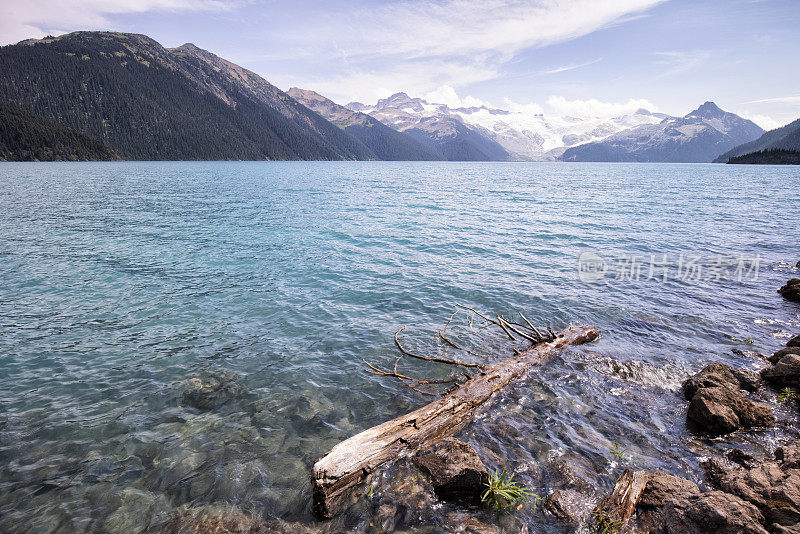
[0, 31, 374, 161]
[559, 102, 763, 162]
[714, 117, 800, 163]
[287, 88, 441, 160]
[348, 92, 667, 161]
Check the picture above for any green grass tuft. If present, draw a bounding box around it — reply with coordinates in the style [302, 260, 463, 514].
[481, 469, 538, 513]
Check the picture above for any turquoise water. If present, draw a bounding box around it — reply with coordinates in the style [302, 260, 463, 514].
[0, 161, 799, 532]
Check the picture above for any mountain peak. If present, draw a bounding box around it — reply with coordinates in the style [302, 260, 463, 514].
[687, 101, 724, 118]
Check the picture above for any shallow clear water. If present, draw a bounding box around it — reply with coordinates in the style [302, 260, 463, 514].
[0, 161, 798, 532]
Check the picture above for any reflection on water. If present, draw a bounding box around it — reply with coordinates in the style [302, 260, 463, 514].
[0, 161, 799, 532]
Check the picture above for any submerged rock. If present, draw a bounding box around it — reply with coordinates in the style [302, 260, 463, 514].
[161, 504, 323, 534]
[103, 488, 168, 534]
[683, 363, 773, 435]
[181, 370, 243, 410]
[779, 279, 800, 303]
[543, 488, 592, 526]
[661, 490, 769, 534]
[544, 452, 597, 493]
[412, 438, 488, 502]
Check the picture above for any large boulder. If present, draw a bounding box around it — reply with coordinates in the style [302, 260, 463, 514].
[683, 363, 761, 398]
[412, 438, 488, 502]
[686, 385, 774, 435]
[788, 335, 800, 348]
[628, 473, 701, 533]
[683, 363, 773, 435]
[637, 472, 700, 509]
[762, 354, 800, 388]
[769, 348, 800, 364]
[778, 446, 800, 471]
[780, 279, 800, 303]
[718, 459, 800, 527]
[661, 491, 769, 534]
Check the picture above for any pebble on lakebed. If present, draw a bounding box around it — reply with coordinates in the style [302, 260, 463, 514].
[181, 369, 243, 410]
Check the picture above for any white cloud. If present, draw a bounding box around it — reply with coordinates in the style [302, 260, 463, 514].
[738, 113, 783, 131]
[503, 99, 545, 115]
[423, 86, 490, 108]
[1, 0, 237, 45]
[349, 0, 665, 60]
[296, 59, 500, 106]
[544, 95, 658, 118]
[652, 50, 711, 77]
[743, 95, 800, 105]
[545, 58, 603, 74]
[289, 0, 665, 103]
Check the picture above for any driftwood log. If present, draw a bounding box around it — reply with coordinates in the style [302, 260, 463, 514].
[312, 324, 600, 518]
[597, 469, 649, 526]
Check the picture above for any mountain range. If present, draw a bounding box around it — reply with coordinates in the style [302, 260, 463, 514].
[560, 102, 764, 162]
[286, 88, 440, 161]
[0, 31, 783, 163]
[345, 92, 670, 161]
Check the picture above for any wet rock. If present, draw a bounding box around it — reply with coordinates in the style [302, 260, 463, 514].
[683, 363, 759, 398]
[731, 368, 763, 392]
[370, 503, 399, 533]
[773, 524, 800, 534]
[788, 335, 800, 348]
[661, 490, 769, 534]
[762, 354, 800, 388]
[769, 348, 800, 365]
[370, 458, 437, 525]
[777, 446, 800, 470]
[727, 449, 760, 469]
[686, 385, 774, 435]
[701, 457, 740, 489]
[718, 461, 800, 527]
[544, 453, 596, 493]
[779, 279, 800, 303]
[444, 513, 502, 533]
[181, 370, 242, 410]
[412, 438, 488, 502]
[637, 472, 700, 509]
[732, 348, 766, 360]
[544, 488, 592, 526]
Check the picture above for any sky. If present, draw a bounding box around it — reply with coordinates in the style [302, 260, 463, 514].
[2, 0, 799, 129]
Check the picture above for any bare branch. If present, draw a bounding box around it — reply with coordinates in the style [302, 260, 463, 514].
[438, 330, 490, 358]
[395, 327, 484, 369]
[495, 315, 518, 341]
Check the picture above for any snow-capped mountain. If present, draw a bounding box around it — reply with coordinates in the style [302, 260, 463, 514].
[346, 92, 667, 161]
[560, 102, 765, 162]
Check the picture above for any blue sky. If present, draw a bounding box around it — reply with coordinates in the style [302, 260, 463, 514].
[3, 0, 799, 128]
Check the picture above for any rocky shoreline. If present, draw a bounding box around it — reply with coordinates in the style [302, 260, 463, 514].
[149, 271, 800, 533]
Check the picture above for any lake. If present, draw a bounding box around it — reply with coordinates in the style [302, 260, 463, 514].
[0, 161, 798, 532]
